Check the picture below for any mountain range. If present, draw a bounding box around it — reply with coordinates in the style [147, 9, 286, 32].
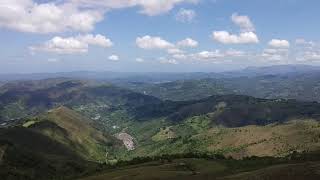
[1, 65, 320, 179]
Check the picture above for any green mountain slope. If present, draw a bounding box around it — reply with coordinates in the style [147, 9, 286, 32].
[0, 127, 98, 180]
[0, 79, 166, 122]
[122, 118, 320, 159]
[123, 79, 230, 101]
[3, 79, 320, 128]
[0, 106, 123, 179]
[23, 106, 120, 162]
[125, 73, 320, 102]
[166, 95, 320, 127]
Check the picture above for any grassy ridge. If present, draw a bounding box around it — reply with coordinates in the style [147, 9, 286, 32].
[0, 127, 99, 180]
[0, 107, 123, 179]
[80, 152, 320, 180]
[24, 106, 120, 162]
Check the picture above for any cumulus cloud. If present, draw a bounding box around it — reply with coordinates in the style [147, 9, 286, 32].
[167, 48, 184, 54]
[136, 35, 174, 49]
[0, 0, 198, 33]
[108, 55, 119, 61]
[71, 0, 199, 16]
[77, 34, 113, 47]
[0, 0, 104, 33]
[225, 49, 246, 57]
[175, 8, 196, 23]
[136, 36, 198, 56]
[30, 34, 113, 54]
[268, 39, 290, 48]
[177, 38, 198, 48]
[212, 13, 259, 44]
[260, 48, 289, 62]
[304, 52, 320, 61]
[193, 50, 224, 59]
[30, 36, 88, 54]
[231, 13, 255, 32]
[189, 49, 247, 61]
[212, 31, 259, 44]
[296, 51, 320, 62]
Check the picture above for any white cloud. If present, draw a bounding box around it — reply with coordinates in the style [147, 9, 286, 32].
[135, 58, 144, 62]
[188, 49, 250, 62]
[262, 54, 286, 62]
[306, 52, 320, 61]
[225, 49, 246, 57]
[159, 57, 179, 64]
[172, 54, 187, 59]
[263, 48, 288, 55]
[0, 0, 104, 33]
[260, 48, 289, 62]
[30, 36, 88, 54]
[296, 51, 320, 62]
[212, 13, 258, 45]
[177, 38, 198, 48]
[231, 13, 255, 32]
[71, 0, 199, 16]
[77, 34, 113, 47]
[193, 50, 224, 60]
[108, 54, 119, 61]
[212, 31, 259, 44]
[0, 0, 198, 33]
[138, 0, 198, 16]
[136, 35, 174, 49]
[268, 39, 290, 48]
[136, 36, 199, 52]
[30, 34, 113, 54]
[175, 8, 196, 23]
[167, 48, 184, 54]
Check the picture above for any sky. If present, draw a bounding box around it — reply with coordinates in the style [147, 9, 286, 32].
[1, 0, 320, 73]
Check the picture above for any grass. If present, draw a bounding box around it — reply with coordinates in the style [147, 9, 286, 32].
[152, 126, 176, 142]
[23, 106, 118, 162]
[80, 158, 229, 180]
[0, 126, 101, 180]
[119, 118, 320, 160]
[80, 157, 320, 180]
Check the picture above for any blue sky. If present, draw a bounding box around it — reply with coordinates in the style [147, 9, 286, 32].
[1, 0, 320, 73]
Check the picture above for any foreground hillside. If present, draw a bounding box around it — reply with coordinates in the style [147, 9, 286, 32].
[0, 127, 99, 179]
[80, 154, 320, 180]
[23, 106, 120, 161]
[0, 107, 121, 179]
